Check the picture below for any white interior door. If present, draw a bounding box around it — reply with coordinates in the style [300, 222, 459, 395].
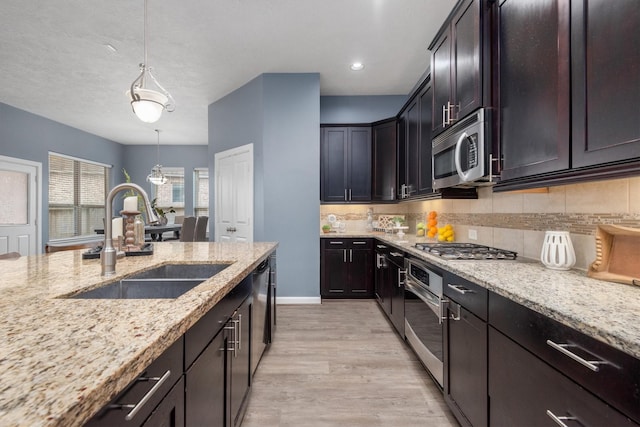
[0, 156, 41, 255]
[214, 144, 253, 242]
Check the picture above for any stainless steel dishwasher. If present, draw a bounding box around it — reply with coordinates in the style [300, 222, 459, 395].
[251, 258, 270, 376]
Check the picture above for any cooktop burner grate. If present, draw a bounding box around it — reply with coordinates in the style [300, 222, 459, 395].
[414, 242, 517, 260]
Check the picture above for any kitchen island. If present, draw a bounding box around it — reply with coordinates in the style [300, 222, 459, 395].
[0, 241, 277, 427]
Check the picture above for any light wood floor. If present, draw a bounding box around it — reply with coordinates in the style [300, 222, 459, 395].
[242, 300, 459, 427]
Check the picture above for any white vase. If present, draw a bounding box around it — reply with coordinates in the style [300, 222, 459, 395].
[540, 231, 576, 270]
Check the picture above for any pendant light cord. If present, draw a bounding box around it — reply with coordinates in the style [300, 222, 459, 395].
[143, 0, 149, 68]
[155, 129, 161, 165]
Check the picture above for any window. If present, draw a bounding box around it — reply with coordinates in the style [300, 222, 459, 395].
[48, 153, 110, 240]
[153, 167, 185, 217]
[194, 168, 209, 218]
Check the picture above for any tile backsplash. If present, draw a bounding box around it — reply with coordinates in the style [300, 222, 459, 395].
[321, 177, 640, 270]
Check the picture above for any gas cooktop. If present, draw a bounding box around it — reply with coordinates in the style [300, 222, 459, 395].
[414, 242, 517, 260]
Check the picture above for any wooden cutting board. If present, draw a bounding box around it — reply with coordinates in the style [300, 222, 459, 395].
[588, 224, 640, 286]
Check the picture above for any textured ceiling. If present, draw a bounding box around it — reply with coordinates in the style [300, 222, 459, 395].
[0, 0, 456, 145]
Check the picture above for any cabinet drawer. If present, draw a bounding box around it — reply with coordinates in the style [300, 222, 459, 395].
[489, 327, 638, 427]
[86, 336, 184, 427]
[185, 275, 251, 368]
[490, 292, 640, 424]
[321, 238, 373, 250]
[443, 271, 488, 321]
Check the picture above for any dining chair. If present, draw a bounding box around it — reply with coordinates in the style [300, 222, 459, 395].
[180, 216, 196, 242]
[194, 216, 208, 241]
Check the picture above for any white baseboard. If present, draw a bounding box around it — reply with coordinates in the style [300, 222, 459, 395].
[276, 296, 321, 305]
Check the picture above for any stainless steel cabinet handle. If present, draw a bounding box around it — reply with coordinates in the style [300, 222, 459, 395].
[449, 303, 461, 321]
[343, 249, 347, 263]
[398, 268, 407, 287]
[109, 369, 172, 421]
[224, 324, 237, 357]
[447, 283, 475, 295]
[375, 253, 383, 268]
[376, 245, 387, 249]
[546, 410, 581, 427]
[390, 252, 403, 257]
[546, 340, 606, 372]
[329, 241, 344, 244]
[237, 314, 242, 351]
[349, 188, 352, 201]
[353, 241, 367, 245]
[442, 104, 447, 127]
[344, 189, 347, 201]
[349, 249, 353, 263]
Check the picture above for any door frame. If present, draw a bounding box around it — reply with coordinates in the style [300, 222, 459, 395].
[213, 144, 254, 242]
[0, 155, 42, 254]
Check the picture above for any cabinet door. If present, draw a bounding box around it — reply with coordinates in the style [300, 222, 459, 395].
[432, 29, 452, 136]
[348, 248, 373, 297]
[374, 251, 392, 315]
[571, 0, 640, 168]
[489, 327, 637, 427]
[452, 0, 482, 121]
[388, 257, 405, 336]
[230, 300, 251, 427]
[185, 331, 226, 426]
[320, 248, 349, 297]
[397, 111, 408, 198]
[142, 377, 185, 427]
[347, 127, 372, 201]
[418, 82, 434, 195]
[406, 99, 420, 198]
[321, 127, 348, 202]
[372, 120, 397, 201]
[445, 303, 488, 427]
[498, 0, 570, 181]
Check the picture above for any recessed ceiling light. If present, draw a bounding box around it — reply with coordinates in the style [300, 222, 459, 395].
[350, 62, 364, 71]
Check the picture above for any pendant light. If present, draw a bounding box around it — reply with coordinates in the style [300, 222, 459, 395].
[126, 0, 175, 123]
[147, 129, 167, 185]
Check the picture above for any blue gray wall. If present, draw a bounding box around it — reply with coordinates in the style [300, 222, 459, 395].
[320, 95, 407, 124]
[209, 73, 320, 298]
[0, 102, 125, 248]
[123, 145, 209, 216]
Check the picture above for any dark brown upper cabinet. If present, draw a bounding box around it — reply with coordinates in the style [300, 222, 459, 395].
[497, 0, 571, 181]
[371, 119, 397, 202]
[430, 0, 489, 137]
[496, 0, 640, 189]
[320, 126, 371, 203]
[571, 0, 640, 169]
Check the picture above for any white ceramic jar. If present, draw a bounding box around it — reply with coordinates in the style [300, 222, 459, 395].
[540, 231, 576, 270]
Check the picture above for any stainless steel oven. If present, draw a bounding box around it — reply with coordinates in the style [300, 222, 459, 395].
[404, 256, 447, 388]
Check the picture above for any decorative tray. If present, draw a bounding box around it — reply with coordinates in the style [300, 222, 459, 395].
[125, 243, 154, 257]
[588, 225, 640, 286]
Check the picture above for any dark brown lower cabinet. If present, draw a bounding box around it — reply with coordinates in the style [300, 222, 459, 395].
[445, 303, 487, 427]
[489, 327, 637, 426]
[444, 272, 488, 427]
[142, 377, 185, 427]
[321, 239, 373, 298]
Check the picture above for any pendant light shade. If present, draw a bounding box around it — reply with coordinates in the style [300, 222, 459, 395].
[147, 129, 167, 185]
[126, 0, 174, 123]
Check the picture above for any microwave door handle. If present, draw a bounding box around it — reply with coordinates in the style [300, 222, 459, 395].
[454, 132, 470, 182]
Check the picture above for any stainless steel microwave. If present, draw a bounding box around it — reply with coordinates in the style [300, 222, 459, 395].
[432, 108, 496, 190]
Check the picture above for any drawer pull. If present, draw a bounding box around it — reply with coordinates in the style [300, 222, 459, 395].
[376, 244, 387, 249]
[390, 252, 403, 257]
[546, 340, 605, 372]
[447, 283, 475, 295]
[329, 241, 344, 245]
[109, 369, 172, 421]
[353, 241, 367, 245]
[546, 410, 581, 427]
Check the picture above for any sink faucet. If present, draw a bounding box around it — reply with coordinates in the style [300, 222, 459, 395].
[102, 183, 159, 276]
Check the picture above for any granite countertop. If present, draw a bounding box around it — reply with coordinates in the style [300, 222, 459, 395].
[0, 241, 277, 427]
[321, 231, 640, 360]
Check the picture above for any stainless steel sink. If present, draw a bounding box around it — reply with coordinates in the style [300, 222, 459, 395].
[68, 263, 232, 299]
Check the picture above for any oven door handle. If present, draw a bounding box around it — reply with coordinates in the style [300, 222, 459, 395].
[405, 281, 447, 323]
